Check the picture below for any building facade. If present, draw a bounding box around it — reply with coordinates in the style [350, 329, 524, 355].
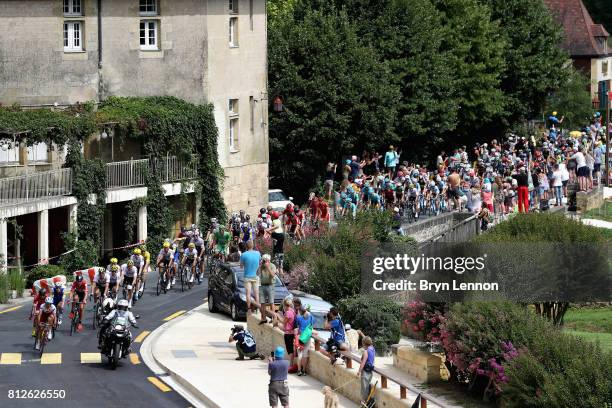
[544, 0, 612, 109]
[0, 0, 269, 269]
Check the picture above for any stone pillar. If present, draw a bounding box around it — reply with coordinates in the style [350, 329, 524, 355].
[137, 205, 147, 243]
[0, 219, 7, 274]
[38, 210, 49, 264]
[18, 143, 28, 166]
[68, 204, 78, 235]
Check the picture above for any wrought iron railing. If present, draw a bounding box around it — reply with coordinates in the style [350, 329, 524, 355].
[0, 168, 72, 206]
[105, 156, 197, 189]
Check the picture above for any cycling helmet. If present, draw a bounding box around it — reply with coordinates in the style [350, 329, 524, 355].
[239, 210, 245, 216]
[133, 248, 141, 255]
[191, 223, 197, 230]
[188, 242, 195, 249]
[270, 211, 279, 220]
[117, 299, 129, 311]
[163, 242, 170, 248]
[127, 260, 134, 267]
[38, 289, 46, 297]
[260, 208, 267, 214]
[75, 275, 83, 282]
[242, 222, 249, 228]
[210, 217, 218, 224]
[245, 214, 250, 221]
[140, 244, 147, 252]
[110, 257, 118, 264]
[45, 296, 53, 305]
[111, 264, 120, 272]
[285, 203, 293, 210]
[54, 281, 63, 288]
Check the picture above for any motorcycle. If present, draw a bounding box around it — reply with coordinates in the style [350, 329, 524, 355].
[100, 315, 133, 369]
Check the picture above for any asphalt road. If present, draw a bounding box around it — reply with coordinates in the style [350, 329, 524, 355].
[0, 270, 208, 408]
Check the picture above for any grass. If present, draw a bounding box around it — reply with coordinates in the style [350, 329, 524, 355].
[583, 200, 612, 222]
[564, 306, 612, 352]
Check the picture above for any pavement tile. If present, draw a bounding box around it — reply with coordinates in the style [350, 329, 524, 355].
[80, 352, 102, 364]
[0, 352, 21, 365]
[171, 349, 197, 358]
[41, 353, 62, 365]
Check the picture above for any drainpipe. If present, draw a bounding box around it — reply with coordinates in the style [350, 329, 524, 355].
[97, 0, 102, 69]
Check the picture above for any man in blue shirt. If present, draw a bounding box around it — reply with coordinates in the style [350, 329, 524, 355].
[240, 240, 261, 314]
[268, 346, 290, 408]
[229, 324, 263, 360]
[324, 307, 348, 363]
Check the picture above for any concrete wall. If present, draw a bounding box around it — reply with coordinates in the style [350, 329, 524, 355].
[404, 212, 478, 244]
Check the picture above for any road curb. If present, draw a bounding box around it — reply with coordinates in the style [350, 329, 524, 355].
[141, 302, 224, 408]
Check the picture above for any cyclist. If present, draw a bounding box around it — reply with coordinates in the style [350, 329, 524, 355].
[131, 248, 145, 302]
[181, 242, 199, 283]
[108, 264, 121, 300]
[121, 259, 138, 306]
[157, 242, 175, 291]
[106, 257, 119, 274]
[193, 232, 205, 283]
[239, 209, 247, 223]
[35, 297, 56, 350]
[241, 221, 256, 244]
[256, 208, 271, 237]
[266, 211, 285, 273]
[212, 224, 231, 261]
[294, 206, 305, 243]
[70, 274, 88, 332]
[51, 281, 65, 325]
[139, 245, 151, 296]
[230, 213, 242, 244]
[30, 288, 48, 337]
[92, 267, 110, 305]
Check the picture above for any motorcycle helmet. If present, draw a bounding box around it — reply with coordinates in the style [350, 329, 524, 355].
[117, 299, 129, 312]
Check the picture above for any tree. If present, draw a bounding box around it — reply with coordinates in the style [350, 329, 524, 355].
[268, 6, 399, 195]
[481, 0, 570, 123]
[547, 68, 594, 130]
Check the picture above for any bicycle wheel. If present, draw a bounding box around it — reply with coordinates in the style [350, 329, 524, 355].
[39, 330, 46, 357]
[156, 273, 161, 296]
[180, 266, 185, 292]
[70, 317, 75, 336]
[92, 304, 98, 330]
[139, 278, 146, 299]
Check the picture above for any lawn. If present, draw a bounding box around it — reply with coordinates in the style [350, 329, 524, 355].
[564, 306, 612, 352]
[583, 200, 612, 222]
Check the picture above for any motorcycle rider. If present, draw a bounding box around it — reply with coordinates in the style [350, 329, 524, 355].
[98, 299, 137, 350]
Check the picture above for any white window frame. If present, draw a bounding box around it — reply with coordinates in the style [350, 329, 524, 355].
[64, 0, 82, 16]
[63, 21, 83, 52]
[140, 20, 159, 51]
[229, 98, 239, 115]
[139, 0, 158, 16]
[229, 118, 239, 152]
[229, 0, 238, 14]
[229, 17, 239, 47]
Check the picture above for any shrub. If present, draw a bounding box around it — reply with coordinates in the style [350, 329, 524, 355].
[25, 265, 66, 289]
[0, 274, 8, 303]
[502, 332, 612, 407]
[59, 234, 98, 275]
[440, 302, 550, 399]
[404, 300, 445, 342]
[8, 270, 25, 295]
[282, 262, 310, 291]
[338, 294, 401, 354]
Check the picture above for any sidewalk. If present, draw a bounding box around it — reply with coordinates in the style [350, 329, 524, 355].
[149, 304, 357, 408]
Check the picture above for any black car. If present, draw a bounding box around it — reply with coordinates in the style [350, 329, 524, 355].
[207, 262, 290, 321]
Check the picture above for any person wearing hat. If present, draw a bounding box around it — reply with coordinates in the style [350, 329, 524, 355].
[229, 324, 263, 361]
[268, 346, 290, 408]
[384, 145, 400, 178]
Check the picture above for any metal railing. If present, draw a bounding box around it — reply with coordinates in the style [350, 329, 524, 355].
[0, 168, 72, 206]
[105, 156, 197, 189]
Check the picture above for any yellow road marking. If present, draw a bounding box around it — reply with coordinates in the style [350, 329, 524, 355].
[162, 310, 186, 321]
[41, 353, 62, 365]
[134, 330, 150, 343]
[80, 353, 102, 364]
[147, 376, 172, 392]
[0, 353, 21, 365]
[129, 354, 141, 365]
[0, 305, 23, 314]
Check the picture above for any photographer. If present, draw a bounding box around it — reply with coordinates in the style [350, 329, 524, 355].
[323, 307, 348, 363]
[228, 324, 264, 361]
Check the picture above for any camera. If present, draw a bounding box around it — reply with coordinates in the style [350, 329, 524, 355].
[231, 324, 244, 334]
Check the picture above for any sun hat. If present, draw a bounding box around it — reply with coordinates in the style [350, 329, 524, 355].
[274, 346, 285, 359]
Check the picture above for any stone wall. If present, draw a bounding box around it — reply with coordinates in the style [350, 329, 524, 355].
[576, 189, 605, 213]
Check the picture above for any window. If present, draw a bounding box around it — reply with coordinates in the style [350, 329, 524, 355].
[229, 17, 238, 47]
[603, 61, 609, 76]
[139, 0, 157, 15]
[140, 20, 158, 50]
[229, 98, 239, 115]
[249, 96, 255, 132]
[63, 21, 83, 52]
[229, 118, 239, 151]
[229, 0, 238, 14]
[249, 0, 253, 30]
[64, 0, 82, 15]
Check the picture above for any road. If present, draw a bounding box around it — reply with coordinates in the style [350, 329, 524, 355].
[0, 270, 208, 408]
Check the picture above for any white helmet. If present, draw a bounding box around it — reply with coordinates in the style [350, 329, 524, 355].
[117, 299, 129, 311]
[102, 297, 115, 311]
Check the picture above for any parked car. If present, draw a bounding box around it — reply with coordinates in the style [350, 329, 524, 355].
[290, 290, 333, 341]
[268, 189, 293, 211]
[207, 263, 290, 321]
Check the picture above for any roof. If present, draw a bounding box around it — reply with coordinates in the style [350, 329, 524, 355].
[544, 0, 610, 57]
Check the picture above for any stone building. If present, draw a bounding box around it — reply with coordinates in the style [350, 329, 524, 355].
[0, 0, 269, 268]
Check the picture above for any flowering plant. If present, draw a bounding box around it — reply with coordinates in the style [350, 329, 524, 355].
[404, 300, 444, 343]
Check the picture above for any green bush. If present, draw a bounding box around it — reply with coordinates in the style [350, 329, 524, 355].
[338, 294, 401, 354]
[25, 265, 66, 289]
[8, 270, 25, 295]
[0, 274, 8, 303]
[59, 234, 98, 276]
[502, 331, 612, 407]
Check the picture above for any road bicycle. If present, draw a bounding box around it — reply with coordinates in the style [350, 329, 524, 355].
[34, 322, 53, 357]
[69, 301, 85, 336]
[92, 295, 105, 330]
[156, 264, 169, 296]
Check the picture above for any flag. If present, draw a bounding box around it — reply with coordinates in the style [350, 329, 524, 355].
[411, 393, 422, 408]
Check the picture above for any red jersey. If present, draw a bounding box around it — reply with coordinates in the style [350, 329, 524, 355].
[33, 294, 47, 311]
[309, 199, 318, 215]
[72, 280, 87, 293]
[319, 201, 329, 220]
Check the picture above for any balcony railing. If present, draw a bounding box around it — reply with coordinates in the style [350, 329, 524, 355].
[105, 156, 197, 189]
[0, 168, 72, 206]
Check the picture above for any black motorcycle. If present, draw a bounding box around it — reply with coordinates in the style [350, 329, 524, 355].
[100, 315, 133, 369]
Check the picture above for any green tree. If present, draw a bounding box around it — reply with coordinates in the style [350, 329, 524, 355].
[268, 6, 399, 195]
[547, 68, 593, 130]
[481, 0, 570, 123]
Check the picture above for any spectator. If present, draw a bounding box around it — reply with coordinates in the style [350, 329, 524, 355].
[571, 147, 588, 191]
[358, 336, 376, 406]
[324, 307, 348, 363]
[228, 324, 263, 361]
[384, 145, 400, 177]
[551, 164, 563, 206]
[324, 162, 337, 200]
[240, 240, 261, 314]
[512, 167, 529, 213]
[259, 254, 277, 325]
[345, 324, 365, 352]
[227, 244, 240, 262]
[293, 298, 313, 376]
[274, 296, 296, 368]
[268, 346, 290, 408]
[478, 207, 491, 231]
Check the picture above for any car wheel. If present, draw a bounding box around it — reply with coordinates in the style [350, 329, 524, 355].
[230, 301, 240, 321]
[208, 293, 217, 313]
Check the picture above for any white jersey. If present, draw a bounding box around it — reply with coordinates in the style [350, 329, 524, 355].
[130, 254, 144, 269]
[93, 269, 110, 284]
[121, 263, 138, 278]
